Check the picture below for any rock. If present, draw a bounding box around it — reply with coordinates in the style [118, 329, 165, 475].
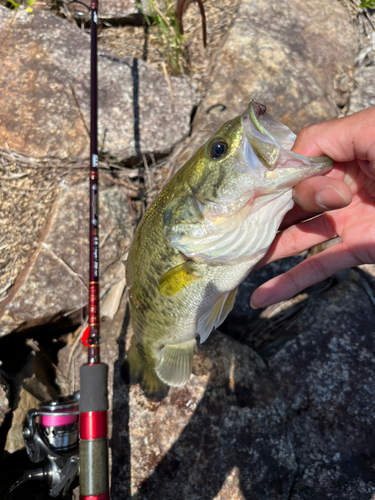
[0, 374, 10, 428]
[4, 346, 58, 453]
[0, 6, 197, 161]
[63, 0, 149, 20]
[0, 181, 132, 337]
[99, 0, 145, 20]
[220, 255, 305, 341]
[58, 299, 297, 499]
[57, 270, 375, 498]
[13, 348, 58, 401]
[124, 331, 296, 499]
[172, 0, 356, 173]
[348, 67, 375, 114]
[267, 279, 375, 499]
[5, 386, 41, 454]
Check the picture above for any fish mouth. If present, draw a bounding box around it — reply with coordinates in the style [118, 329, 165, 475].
[241, 100, 333, 184]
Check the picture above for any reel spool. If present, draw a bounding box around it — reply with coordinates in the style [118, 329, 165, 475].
[6, 394, 80, 499]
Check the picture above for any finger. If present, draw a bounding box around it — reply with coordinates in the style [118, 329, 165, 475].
[292, 108, 375, 178]
[293, 176, 352, 212]
[279, 204, 320, 230]
[280, 164, 347, 230]
[255, 213, 336, 268]
[250, 241, 360, 309]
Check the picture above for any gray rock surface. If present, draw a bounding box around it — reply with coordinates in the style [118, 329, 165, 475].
[348, 67, 375, 114]
[0, 374, 9, 428]
[220, 255, 305, 341]
[266, 279, 375, 499]
[0, 181, 132, 337]
[4, 348, 59, 453]
[172, 0, 356, 174]
[0, 6, 197, 161]
[99, 0, 145, 20]
[5, 386, 41, 454]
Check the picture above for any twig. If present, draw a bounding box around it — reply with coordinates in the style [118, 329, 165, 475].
[41, 242, 88, 290]
[69, 83, 90, 139]
[161, 61, 174, 100]
[356, 269, 375, 306]
[0, 254, 18, 302]
[0, 173, 28, 180]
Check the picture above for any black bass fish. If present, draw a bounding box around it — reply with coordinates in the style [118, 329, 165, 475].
[125, 101, 332, 397]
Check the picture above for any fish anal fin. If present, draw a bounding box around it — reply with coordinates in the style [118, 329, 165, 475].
[197, 287, 238, 343]
[155, 340, 196, 387]
[159, 261, 201, 297]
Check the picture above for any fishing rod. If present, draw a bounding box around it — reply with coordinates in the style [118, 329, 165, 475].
[79, 0, 110, 497]
[4, 3, 110, 499]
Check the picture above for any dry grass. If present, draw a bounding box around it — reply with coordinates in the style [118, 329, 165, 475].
[0, 147, 167, 298]
[342, 0, 375, 66]
[0, 150, 84, 296]
[99, 0, 240, 93]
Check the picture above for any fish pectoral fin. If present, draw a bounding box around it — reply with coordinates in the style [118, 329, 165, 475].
[155, 340, 196, 387]
[217, 287, 238, 325]
[159, 261, 201, 297]
[197, 287, 238, 343]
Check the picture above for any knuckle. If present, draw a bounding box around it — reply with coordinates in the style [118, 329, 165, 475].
[297, 124, 318, 143]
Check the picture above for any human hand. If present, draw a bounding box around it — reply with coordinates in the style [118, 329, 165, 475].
[251, 106, 375, 309]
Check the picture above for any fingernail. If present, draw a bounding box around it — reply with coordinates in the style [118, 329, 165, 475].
[315, 186, 349, 210]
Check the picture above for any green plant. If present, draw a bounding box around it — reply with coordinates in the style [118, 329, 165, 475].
[138, 0, 188, 74]
[359, 0, 375, 8]
[7, 0, 37, 9]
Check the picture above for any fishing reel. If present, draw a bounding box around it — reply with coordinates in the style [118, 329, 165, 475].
[6, 394, 80, 498]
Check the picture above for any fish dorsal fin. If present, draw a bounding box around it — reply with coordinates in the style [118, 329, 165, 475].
[159, 261, 201, 297]
[155, 340, 196, 387]
[197, 287, 238, 343]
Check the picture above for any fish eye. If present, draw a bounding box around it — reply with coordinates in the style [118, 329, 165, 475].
[209, 139, 228, 159]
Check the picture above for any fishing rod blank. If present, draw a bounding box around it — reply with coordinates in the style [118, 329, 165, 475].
[79, 1, 110, 498]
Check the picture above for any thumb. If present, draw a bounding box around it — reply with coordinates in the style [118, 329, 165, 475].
[292, 107, 375, 179]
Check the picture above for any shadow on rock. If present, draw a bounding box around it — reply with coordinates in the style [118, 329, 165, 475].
[110, 304, 132, 499]
[112, 321, 296, 500]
